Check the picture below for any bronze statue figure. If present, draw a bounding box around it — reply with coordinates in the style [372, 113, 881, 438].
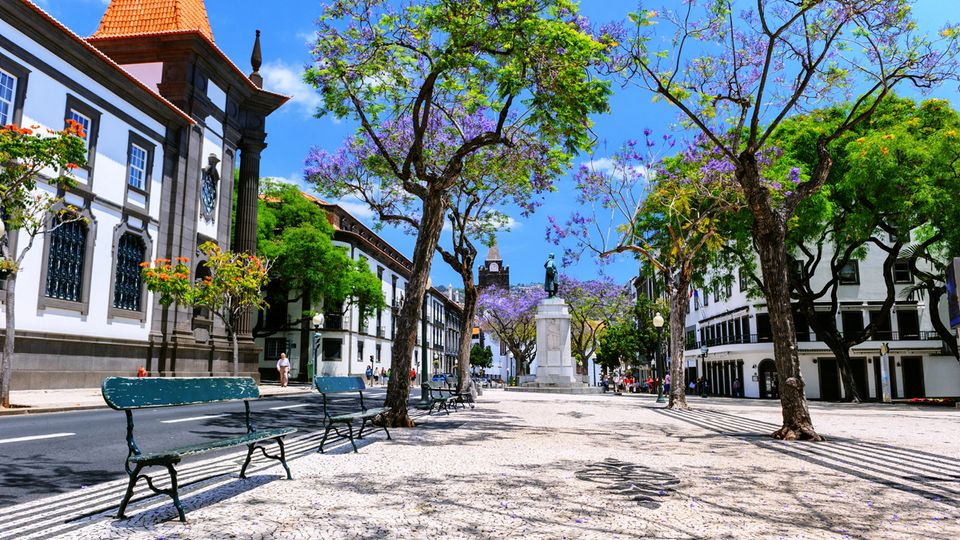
[544, 253, 558, 297]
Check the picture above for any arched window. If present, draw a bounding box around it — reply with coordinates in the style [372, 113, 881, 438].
[45, 219, 87, 302]
[113, 233, 145, 311]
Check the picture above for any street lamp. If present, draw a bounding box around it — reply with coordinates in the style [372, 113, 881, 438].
[699, 346, 709, 398]
[652, 312, 666, 403]
[311, 313, 324, 382]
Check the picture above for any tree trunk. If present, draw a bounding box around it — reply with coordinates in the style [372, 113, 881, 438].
[753, 226, 824, 440]
[383, 191, 448, 427]
[457, 270, 478, 392]
[667, 273, 690, 409]
[228, 321, 239, 376]
[821, 336, 861, 403]
[1, 275, 15, 408]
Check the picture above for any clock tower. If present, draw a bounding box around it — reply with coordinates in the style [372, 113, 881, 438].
[478, 242, 510, 290]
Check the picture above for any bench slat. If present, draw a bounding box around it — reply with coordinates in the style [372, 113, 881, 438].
[129, 427, 296, 464]
[330, 407, 389, 422]
[314, 376, 366, 394]
[102, 377, 260, 410]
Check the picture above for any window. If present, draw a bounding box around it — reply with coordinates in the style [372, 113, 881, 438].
[0, 69, 16, 125]
[703, 288, 709, 307]
[894, 261, 913, 284]
[375, 343, 382, 363]
[45, 219, 87, 302]
[264, 338, 286, 361]
[838, 261, 860, 285]
[113, 233, 145, 311]
[738, 268, 748, 292]
[63, 96, 100, 184]
[68, 109, 91, 150]
[725, 280, 733, 299]
[127, 143, 147, 190]
[841, 311, 864, 338]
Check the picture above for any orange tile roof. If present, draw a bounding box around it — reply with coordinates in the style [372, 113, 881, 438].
[18, 0, 194, 125]
[93, 0, 215, 43]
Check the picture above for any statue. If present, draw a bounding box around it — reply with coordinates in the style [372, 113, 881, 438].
[544, 253, 558, 297]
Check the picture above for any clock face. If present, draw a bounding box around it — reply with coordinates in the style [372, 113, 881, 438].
[201, 170, 217, 215]
[489, 262, 499, 272]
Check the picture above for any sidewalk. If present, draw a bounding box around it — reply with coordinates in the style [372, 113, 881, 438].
[24, 388, 960, 539]
[0, 381, 314, 416]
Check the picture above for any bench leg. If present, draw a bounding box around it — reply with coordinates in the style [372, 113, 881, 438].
[346, 422, 358, 453]
[357, 418, 367, 439]
[116, 463, 144, 519]
[240, 443, 256, 479]
[382, 423, 391, 441]
[275, 437, 292, 480]
[165, 464, 186, 523]
[318, 423, 334, 453]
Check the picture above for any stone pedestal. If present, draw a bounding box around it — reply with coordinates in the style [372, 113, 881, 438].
[503, 298, 601, 394]
[534, 297, 577, 385]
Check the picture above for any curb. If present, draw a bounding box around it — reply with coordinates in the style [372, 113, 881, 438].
[0, 389, 316, 417]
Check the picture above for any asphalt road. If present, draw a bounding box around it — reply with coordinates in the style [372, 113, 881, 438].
[0, 387, 418, 507]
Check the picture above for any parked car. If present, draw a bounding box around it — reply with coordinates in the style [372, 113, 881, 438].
[431, 373, 452, 382]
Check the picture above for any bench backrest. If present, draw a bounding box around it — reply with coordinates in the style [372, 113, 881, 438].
[314, 376, 366, 394]
[102, 377, 260, 410]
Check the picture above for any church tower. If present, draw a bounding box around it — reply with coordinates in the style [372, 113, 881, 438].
[478, 242, 510, 290]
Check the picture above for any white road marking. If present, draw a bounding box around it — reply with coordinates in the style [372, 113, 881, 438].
[160, 414, 226, 424]
[268, 403, 311, 410]
[0, 432, 75, 445]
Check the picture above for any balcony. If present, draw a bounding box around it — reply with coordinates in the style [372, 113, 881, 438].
[685, 330, 942, 351]
[323, 314, 343, 330]
[377, 326, 385, 338]
[359, 323, 369, 335]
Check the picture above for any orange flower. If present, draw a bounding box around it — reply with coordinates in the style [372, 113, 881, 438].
[139, 261, 150, 267]
[175, 257, 190, 262]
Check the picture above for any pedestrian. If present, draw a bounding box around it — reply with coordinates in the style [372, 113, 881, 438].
[380, 367, 387, 384]
[365, 364, 374, 386]
[688, 379, 696, 394]
[664, 373, 671, 395]
[733, 377, 741, 397]
[276, 352, 291, 387]
[387, 368, 391, 381]
[702, 377, 710, 397]
[410, 368, 416, 382]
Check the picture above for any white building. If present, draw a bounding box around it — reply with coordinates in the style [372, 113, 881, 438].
[676, 240, 960, 400]
[1, 0, 286, 389]
[254, 196, 463, 382]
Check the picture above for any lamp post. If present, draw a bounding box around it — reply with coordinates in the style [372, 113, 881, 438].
[311, 313, 324, 382]
[653, 312, 666, 403]
[508, 352, 514, 385]
[699, 346, 709, 398]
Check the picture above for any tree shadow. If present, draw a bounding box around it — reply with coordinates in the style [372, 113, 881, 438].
[653, 407, 960, 508]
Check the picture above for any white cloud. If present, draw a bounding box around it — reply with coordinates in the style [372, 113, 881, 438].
[580, 157, 649, 178]
[260, 60, 323, 118]
[336, 199, 376, 220]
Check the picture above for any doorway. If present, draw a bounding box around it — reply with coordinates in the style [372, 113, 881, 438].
[849, 357, 869, 400]
[901, 356, 925, 398]
[818, 358, 841, 401]
[757, 359, 778, 399]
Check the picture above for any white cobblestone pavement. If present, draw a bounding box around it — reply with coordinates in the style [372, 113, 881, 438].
[37, 391, 960, 539]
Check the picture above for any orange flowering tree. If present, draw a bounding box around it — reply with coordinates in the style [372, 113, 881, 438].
[0, 122, 86, 407]
[142, 241, 271, 375]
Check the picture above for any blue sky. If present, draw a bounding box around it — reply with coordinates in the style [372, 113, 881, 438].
[43, 0, 960, 289]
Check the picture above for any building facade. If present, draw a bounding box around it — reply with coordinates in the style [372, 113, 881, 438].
[254, 196, 464, 382]
[1, 0, 285, 389]
[676, 242, 960, 400]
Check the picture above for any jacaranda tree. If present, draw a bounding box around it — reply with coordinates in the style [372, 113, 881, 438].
[304, 0, 611, 426]
[557, 274, 635, 375]
[610, 0, 960, 439]
[477, 286, 547, 379]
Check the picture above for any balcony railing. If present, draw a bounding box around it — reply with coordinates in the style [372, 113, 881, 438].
[359, 323, 368, 335]
[685, 330, 942, 351]
[323, 314, 343, 330]
[377, 326, 385, 338]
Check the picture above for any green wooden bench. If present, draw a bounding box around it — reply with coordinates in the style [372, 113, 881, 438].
[314, 376, 390, 453]
[102, 377, 296, 522]
[416, 381, 456, 415]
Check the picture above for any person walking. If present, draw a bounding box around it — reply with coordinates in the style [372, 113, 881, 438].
[733, 377, 741, 397]
[365, 364, 374, 387]
[664, 373, 671, 395]
[276, 353, 291, 387]
[688, 379, 696, 394]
